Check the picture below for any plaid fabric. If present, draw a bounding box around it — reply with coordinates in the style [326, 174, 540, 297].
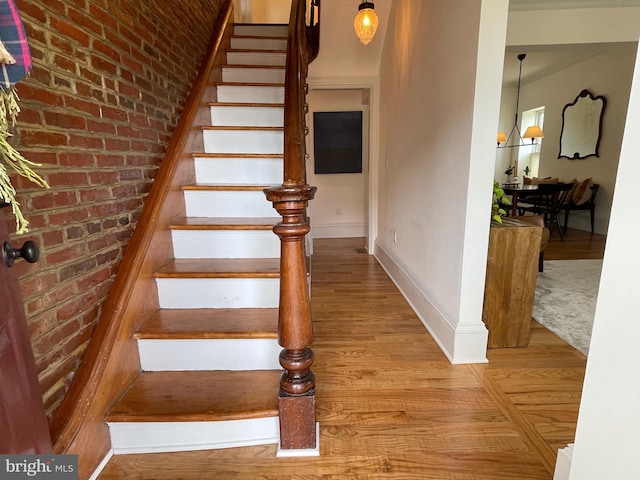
[0, 0, 31, 88]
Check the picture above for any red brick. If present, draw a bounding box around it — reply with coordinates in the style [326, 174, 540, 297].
[44, 111, 86, 130]
[50, 17, 90, 47]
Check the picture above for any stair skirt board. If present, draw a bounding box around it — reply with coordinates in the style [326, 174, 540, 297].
[230, 37, 287, 51]
[156, 278, 280, 309]
[184, 190, 278, 218]
[217, 85, 284, 104]
[210, 105, 284, 127]
[203, 129, 284, 155]
[226, 51, 286, 66]
[108, 416, 279, 455]
[137, 338, 281, 371]
[234, 25, 288, 37]
[193, 156, 283, 185]
[171, 230, 280, 259]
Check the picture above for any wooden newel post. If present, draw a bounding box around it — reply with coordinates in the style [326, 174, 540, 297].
[264, 183, 317, 450]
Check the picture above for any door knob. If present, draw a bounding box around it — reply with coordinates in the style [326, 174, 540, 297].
[3, 240, 39, 267]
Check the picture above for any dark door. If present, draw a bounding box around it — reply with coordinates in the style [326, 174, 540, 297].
[0, 210, 52, 454]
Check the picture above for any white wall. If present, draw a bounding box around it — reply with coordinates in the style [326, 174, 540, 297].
[308, 89, 369, 239]
[567, 40, 640, 480]
[250, 0, 291, 23]
[374, 0, 508, 363]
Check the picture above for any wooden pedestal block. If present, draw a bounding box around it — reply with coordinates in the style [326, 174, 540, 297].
[483, 218, 542, 348]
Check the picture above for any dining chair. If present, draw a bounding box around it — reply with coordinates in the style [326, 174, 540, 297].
[518, 182, 575, 241]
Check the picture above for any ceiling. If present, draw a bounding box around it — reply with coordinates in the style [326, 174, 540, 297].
[502, 43, 637, 88]
[503, 0, 640, 87]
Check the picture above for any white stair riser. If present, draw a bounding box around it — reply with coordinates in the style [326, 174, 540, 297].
[203, 129, 283, 155]
[194, 156, 283, 185]
[227, 51, 286, 66]
[210, 105, 284, 127]
[184, 190, 276, 218]
[234, 25, 288, 37]
[108, 417, 279, 454]
[137, 339, 281, 371]
[217, 85, 284, 104]
[171, 230, 279, 259]
[156, 278, 279, 309]
[222, 67, 285, 84]
[230, 37, 287, 51]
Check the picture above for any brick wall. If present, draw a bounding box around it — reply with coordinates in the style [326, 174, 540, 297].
[8, 0, 226, 420]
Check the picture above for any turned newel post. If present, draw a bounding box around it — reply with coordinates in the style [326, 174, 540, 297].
[264, 184, 317, 450]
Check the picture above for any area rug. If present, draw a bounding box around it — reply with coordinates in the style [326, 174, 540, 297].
[533, 259, 603, 355]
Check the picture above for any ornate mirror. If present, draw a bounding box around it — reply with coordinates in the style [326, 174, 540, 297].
[558, 89, 606, 160]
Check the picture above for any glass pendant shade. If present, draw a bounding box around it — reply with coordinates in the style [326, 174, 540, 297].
[354, 2, 378, 45]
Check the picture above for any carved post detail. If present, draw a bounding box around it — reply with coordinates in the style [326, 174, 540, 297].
[264, 183, 317, 450]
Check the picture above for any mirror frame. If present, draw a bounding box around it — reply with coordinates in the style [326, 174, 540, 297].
[558, 89, 606, 160]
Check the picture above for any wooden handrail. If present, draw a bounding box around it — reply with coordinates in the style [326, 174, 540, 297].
[264, 0, 320, 451]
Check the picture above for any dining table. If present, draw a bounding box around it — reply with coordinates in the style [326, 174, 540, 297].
[501, 183, 541, 217]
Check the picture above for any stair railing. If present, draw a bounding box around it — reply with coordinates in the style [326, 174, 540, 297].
[264, 0, 320, 451]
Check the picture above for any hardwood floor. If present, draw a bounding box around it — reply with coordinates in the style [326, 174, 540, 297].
[98, 236, 593, 479]
[545, 226, 606, 260]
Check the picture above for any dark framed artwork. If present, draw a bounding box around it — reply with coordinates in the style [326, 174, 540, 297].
[313, 111, 363, 174]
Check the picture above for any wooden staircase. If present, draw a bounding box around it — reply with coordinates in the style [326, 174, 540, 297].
[103, 23, 291, 455]
[51, 3, 320, 476]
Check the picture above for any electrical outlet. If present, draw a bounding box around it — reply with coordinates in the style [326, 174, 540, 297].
[392, 230, 397, 243]
[336, 208, 342, 216]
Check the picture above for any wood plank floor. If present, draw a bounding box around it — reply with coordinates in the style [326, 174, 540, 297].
[98, 233, 598, 479]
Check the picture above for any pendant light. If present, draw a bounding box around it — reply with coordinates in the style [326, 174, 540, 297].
[497, 53, 544, 148]
[354, 1, 378, 45]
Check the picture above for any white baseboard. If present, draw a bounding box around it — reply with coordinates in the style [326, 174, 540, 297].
[374, 240, 488, 364]
[554, 443, 574, 480]
[312, 223, 366, 239]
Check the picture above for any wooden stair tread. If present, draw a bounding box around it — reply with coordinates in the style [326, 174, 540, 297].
[106, 370, 280, 422]
[155, 258, 281, 278]
[136, 308, 278, 339]
[182, 184, 274, 191]
[169, 216, 278, 230]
